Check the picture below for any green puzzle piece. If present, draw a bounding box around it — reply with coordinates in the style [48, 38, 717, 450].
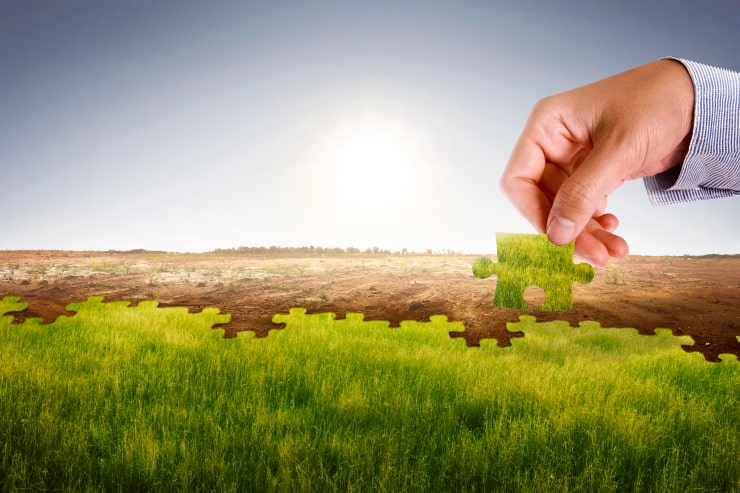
[473, 233, 594, 310]
[1, 295, 231, 337]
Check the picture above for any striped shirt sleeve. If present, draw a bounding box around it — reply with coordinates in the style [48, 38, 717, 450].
[643, 58, 740, 206]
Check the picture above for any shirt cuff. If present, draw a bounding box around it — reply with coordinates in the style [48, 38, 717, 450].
[644, 57, 740, 206]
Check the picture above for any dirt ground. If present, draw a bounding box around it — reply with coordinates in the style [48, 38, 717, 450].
[1, 250, 738, 361]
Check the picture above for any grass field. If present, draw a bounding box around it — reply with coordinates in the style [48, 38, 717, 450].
[1, 295, 738, 492]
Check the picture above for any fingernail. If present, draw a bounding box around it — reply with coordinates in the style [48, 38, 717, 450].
[547, 216, 577, 245]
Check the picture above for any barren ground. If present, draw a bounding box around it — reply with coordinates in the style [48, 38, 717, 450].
[1, 250, 738, 361]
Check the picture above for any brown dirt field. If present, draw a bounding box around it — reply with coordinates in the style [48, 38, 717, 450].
[1, 250, 738, 361]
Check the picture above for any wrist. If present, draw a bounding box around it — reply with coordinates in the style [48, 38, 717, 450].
[660, 58, 695, 152]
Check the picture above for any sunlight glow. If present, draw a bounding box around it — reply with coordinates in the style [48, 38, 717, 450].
[333, 134, 414, 215]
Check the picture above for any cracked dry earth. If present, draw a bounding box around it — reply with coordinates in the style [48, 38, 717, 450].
[1, 250, 738, 361]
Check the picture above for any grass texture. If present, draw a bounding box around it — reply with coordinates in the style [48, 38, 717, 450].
[0, 296, 738, 492]
[473, 233, 594, 310]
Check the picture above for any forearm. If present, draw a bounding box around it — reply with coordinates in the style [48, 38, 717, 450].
[644, 58, 740, 205]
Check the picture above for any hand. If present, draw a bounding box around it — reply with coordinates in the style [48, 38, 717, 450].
[500, 59, 694, 267]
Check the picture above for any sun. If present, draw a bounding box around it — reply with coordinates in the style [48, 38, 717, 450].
[333, 134, 414, 215]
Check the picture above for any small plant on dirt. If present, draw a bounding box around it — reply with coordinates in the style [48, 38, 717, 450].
[262, 282, 289, 291]
[399, 260, 414, 284]
[605, 263, 622, 285]
[146, 269, 159, 286]
[31, 266, 48, 280]
[87, 280, 114, 289]
[208, 267, 224, 285]
[263, 264, 293, 276]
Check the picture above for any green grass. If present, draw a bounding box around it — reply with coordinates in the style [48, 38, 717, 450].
[0, 296, 738, 492]
[473, 233, 594, 310]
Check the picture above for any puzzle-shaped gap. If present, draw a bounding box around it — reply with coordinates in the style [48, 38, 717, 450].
[522, 285, 546, 311]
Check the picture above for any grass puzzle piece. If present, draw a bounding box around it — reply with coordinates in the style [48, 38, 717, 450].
[473, 232, 594, 310]
[272, 307, 466, 346]
[2, 295, 233, 338]
[479, 315, 712, 361]
[63, 296, 233, 334]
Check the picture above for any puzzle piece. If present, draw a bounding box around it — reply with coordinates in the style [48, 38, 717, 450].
[62, 296, 233, 334]
[473, 233, 593, 310]
[479, 315, 705, 359]
[1, 296, 233, 338]
[272, 308, 465, 345]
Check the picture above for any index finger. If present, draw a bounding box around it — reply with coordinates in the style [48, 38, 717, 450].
[499, 134, 551, 234]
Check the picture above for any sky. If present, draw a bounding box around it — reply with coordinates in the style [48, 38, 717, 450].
[1, 0, 738, 255]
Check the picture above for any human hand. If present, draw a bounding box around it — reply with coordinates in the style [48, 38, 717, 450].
[500, 59, 694, 267]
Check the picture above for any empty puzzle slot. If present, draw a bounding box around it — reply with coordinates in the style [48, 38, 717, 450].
[522, 285, 546, 310]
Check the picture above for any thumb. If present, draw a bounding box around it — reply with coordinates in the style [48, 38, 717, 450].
[546, 144, 630, 245]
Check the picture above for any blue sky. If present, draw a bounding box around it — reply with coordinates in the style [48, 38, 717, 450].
[1, 1, 738, 254]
